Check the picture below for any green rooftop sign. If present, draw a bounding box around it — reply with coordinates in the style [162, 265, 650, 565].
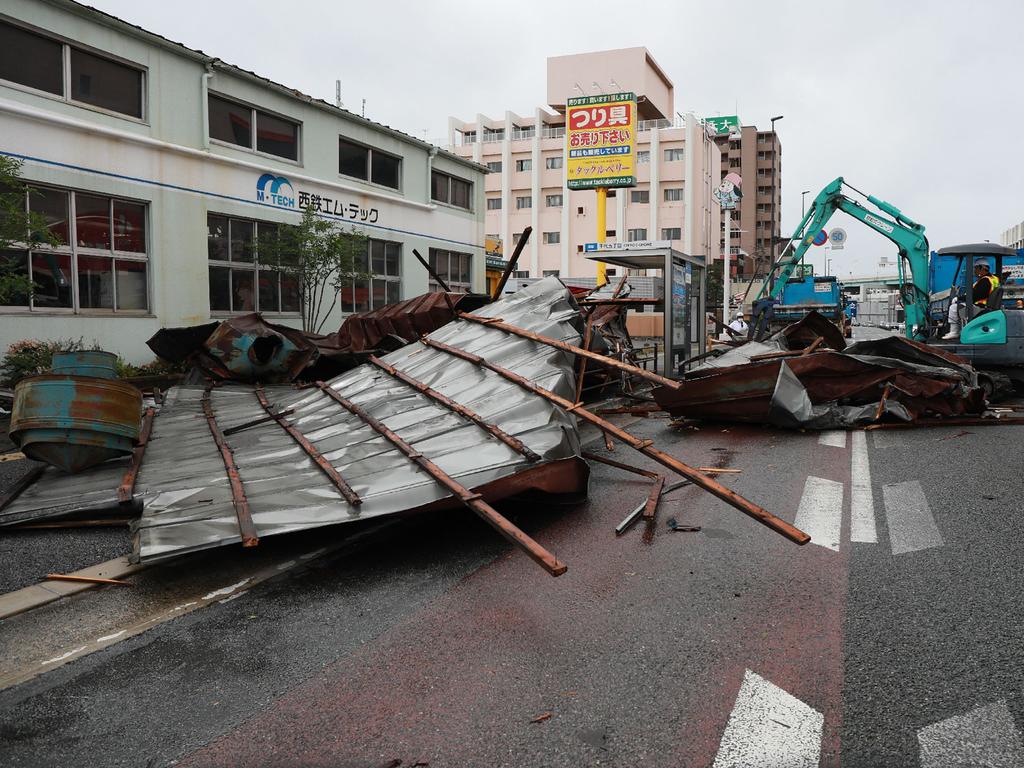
[706, 115, 740, 136]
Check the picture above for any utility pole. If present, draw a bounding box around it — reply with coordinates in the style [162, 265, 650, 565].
[723, 206, 732, 335]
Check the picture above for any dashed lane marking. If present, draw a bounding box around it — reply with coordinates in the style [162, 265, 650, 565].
[918, 699, 1024, 768]
[882, 480, 944, 555]
[713, 669, 823, 768]
[850, 431, 878, 543]
[818, 430, 847, 448]
[794, 476, 843, 552]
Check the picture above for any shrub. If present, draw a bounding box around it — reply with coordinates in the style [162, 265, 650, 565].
[0, 338, 96, 387]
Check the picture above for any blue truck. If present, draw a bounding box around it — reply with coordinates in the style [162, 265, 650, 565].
[771, 275, 848, 336]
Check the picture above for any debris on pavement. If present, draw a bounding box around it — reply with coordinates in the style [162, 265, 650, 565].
[3, 278, 808, 580]
[666, 518, 701, 533]
[531, 712, 553, 723]
[45, 573, 131, 586]
[655, 312, 990, 430]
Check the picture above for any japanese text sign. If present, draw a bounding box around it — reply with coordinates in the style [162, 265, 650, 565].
[566, 92, 636, 190]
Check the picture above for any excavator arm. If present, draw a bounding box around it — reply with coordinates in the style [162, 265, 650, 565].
[754, 177, 931, 340]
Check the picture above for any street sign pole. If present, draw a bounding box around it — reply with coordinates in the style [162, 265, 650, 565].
[596, 187, 608, 286]
[722, 207, 731, 339]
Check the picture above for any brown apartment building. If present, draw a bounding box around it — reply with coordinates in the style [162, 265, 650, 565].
[718, 126, 782, 280]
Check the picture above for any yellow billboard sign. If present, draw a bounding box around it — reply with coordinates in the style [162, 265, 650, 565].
[566, 92, 637, 190]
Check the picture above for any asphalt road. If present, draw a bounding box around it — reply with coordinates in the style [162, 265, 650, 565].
[2, 369, 1024, 766]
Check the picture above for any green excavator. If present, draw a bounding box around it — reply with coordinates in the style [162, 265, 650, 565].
[751, 177, 1024, 392]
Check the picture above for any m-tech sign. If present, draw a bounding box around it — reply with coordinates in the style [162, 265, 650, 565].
[566, 92, 637, 190]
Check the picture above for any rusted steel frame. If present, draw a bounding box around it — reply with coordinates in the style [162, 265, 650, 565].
[749, 349, 806, 362]
[800, 337, 824, 356]
[616, 479, 690, 535]
[578, 297, 664, 306]
[421, 337, 809, 546]
[117, 406, 156, 503]
[581, 451, 660, 480]
[254, 385, 362, 507]
[313, 381, 568, 577]
[610, 273, 629, 300]
[874, 383, 893, 422]
[457, 312, 682, 391]
[0, 464, 46, 513]
[573, 313, 595, 403]
[201, 388, 259, 547]
[368, 356, 540, 462]
[222, 408, 295, 436]
[595, 404, 663, 416]
[642, 476, 667, 521]
[412, 248, 451, 293]
[491, 226, 532, 302]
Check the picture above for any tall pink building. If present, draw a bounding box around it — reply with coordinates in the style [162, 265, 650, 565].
[447, 48, 721, 280]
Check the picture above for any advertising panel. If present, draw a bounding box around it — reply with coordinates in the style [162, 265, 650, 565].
[566, 92, 637, 190]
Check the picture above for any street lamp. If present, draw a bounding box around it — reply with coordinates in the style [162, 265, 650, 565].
[769, 115, 783, 291]
[801, 189, 811, 218]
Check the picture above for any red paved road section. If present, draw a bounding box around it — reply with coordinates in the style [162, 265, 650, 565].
[181, 425, 852, 768]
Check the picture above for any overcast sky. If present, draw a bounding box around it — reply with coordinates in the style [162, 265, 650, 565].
[90, 0, 1024, 276]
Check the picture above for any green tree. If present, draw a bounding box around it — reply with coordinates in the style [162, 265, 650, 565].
[0, 156, 62, 303]
[260, 205, 370, 333]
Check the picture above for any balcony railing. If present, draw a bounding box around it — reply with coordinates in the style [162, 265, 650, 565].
[510, 127, 536, 141]
[637, 116, 686, 132]
[541, 126, 566, 139]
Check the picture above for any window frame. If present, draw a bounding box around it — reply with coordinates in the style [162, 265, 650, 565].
[542, 231, 560, 245]
[427, 247, 472, 293]
[545, 193, 563, 208]
[207, 213, 303, 317]
[515, 158, 533, 172]
[515, 195, 532, 210]
[337, 237, 402, 314]
[207, 91, 302, 164]
[0, 17, 148, 123]
[430, 170, 474, 211]
[663, 148, 685, 162]
[626, 228, 648, 242]
[337, 135, 403, 191]
[0, 183, 151, 315]
[486, 197, 502, 211]
[661, 227, 681, 240]
[630, 190, 650, 204]
[545, 156, 563, 170]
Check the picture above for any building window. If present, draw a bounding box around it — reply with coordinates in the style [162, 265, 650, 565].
[428, 248, 471, 293]
[662, 227, 681, 240]
[486, 161, 502, 173]
[336, 137, 401, 189]
[207, 214, 301, 314]
[0, 20, 144, 119]
[627, 228, 647, 242]
[542, 270, 560, 277]
[636, 150, 650, 164]
[515, 159, 533, 172]
[208, 94, 300, 161]
[664, 187, 684, 202]
[516, 195, 532, 210]
[512, 270, 530, 278]
[542, 231, 560, 244]
[664, 148, 684, 162]
[545, 156, 563, 170]
[431, 170, 473, 210]
[546, 194, 563, 207]
[1, 185, 149, 313]
[630, 190, 650, 204]
[486, 197, 502, 210]
[339, 238, 402, 312]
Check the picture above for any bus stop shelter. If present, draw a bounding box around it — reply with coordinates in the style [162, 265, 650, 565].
[586, 244, 706, 377]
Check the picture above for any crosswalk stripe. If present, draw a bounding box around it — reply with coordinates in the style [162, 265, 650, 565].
[794, 476, 843, 551]
[818, 430, 847, 448]
[882, 480, 944, 555]
[713, 669, 823, 768]
[850, 431, 877, 543]
[918, 699, 1024, 767]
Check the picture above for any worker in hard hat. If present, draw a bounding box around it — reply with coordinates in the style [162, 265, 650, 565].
[727, 311, 748, 336]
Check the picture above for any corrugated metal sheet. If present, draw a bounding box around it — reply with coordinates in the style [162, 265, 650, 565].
[3, 279, 590, 562]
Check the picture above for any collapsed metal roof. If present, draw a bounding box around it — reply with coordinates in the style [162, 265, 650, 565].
[3, 279, 590, 565]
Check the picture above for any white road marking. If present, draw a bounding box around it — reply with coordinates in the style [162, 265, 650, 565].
[850, 431, 878, 543]
[918, 699, 1024, 768]
[794, 476, 843, 551]
[713, 669, 823, 768]
[818, 430, 847, 448]
[201, 578, 251, 601]
[41, 646, 87, 666]
[882, 480, 944, 555]
[218, 590, 248, 604]
[95, 630, 126, 643]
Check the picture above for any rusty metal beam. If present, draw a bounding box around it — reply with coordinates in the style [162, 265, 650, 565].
[117, 406, 156, 503]
[457, 312, 682, 390]
[254, 386, 361, 508]
[368, 356, 540, 462]
[0, 464, 46, 513]
[581, 451, 660, 480]
[491, 226, 531, 302]
[412, 248, 452, 293]
[201, 387, 258, 547]
[313, 381, 568, 577]
[642, 476, 666, 521]
[421, 337, 809, 546]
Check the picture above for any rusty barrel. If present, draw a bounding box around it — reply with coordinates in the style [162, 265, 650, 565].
[51, 350, 119, 379]
[9, 375, 142, 473]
